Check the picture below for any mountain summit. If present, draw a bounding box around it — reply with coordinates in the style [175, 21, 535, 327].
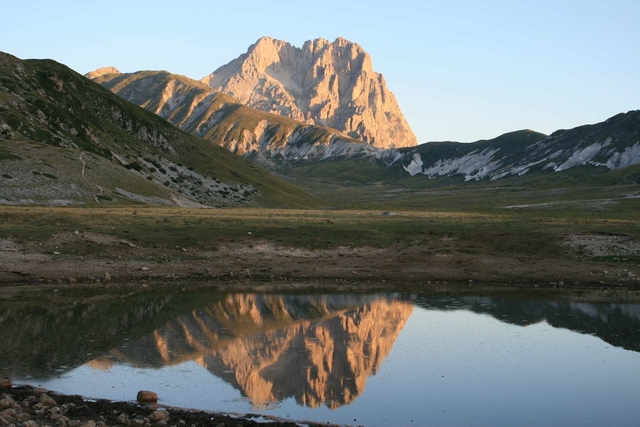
[200, 36, 418, 149]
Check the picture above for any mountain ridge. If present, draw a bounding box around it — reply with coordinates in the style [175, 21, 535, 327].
[91, 69, 385, 160]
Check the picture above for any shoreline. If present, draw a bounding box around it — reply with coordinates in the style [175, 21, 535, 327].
[1, 241, 639, 292]
[0, 385, 346, 427]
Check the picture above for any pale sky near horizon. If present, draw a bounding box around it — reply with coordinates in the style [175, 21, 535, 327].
[2, 0, 638, 143]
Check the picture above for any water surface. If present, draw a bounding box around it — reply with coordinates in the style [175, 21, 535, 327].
[2, 290, 640, 426]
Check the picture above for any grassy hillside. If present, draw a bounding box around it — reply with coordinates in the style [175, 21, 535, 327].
[0, 52, 323, 208]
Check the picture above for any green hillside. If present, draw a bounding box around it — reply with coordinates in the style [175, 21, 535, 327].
[0, 52, 324, 208]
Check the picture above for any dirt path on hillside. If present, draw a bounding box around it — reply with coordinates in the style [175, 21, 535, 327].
[0, 232, 638, 290]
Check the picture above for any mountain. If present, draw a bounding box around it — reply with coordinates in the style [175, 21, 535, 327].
[397, 111, 640, 181]
[90, 69, 383, 161]
[276, 112, 640, 187]
[200, 36, 418, 149]
[0, 52, 322, 208]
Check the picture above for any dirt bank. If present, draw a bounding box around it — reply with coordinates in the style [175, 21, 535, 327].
[0, 232, 639, 290]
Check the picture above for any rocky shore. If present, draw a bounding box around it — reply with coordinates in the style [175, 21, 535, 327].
[0, 384, 344, 427]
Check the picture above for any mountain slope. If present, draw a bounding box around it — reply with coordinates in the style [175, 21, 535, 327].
[271, 113, 640, 190]
[91, 69, 383, 161]
[397, 111, 640, 182]
[0, 52, 323, 208]
[200, 36, 417, 149]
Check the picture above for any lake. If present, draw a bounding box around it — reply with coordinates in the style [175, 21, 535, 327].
[2, 288, 640, 426]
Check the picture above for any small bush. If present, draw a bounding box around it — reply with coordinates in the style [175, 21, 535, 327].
[124, 162, 143, 171]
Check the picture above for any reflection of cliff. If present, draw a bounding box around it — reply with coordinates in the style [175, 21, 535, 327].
[111, 294, 413, 409]
[413, 296, 640, 352]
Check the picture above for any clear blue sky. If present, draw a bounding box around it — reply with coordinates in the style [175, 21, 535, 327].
[2, 0, 638, 143]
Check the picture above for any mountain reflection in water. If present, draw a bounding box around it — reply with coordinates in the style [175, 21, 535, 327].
[2, 290, 640, 412]
[103, 294, 413, 409]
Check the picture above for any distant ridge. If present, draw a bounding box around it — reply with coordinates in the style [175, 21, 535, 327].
[396, 111, 640, 181]
[84, 66, 120, 79]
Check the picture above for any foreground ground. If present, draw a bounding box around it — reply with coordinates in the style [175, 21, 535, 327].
[0, 385, 342, 427]
[0, 206, 638, 289]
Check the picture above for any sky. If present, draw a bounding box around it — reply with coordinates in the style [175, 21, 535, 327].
[2, 0, 639, 143]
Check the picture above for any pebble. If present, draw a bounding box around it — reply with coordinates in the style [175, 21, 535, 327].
[39, 394, 57, 407]
[116, 414, 130, 426]
[14, 414, 29, 422]
[1, 409, 16, 418]
[149, 411, 169, 423]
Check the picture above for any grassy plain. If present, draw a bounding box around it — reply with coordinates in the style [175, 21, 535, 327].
[0, 191, 638, 262]
[1, 170, 639, 287]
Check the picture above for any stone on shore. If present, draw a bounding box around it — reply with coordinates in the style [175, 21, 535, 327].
[116, 413, 130, 426]
[149, 410, 169, 422]
[136, 391, 157, 403]
[0, 379, 10, 388]
[39, 393, 57, 407]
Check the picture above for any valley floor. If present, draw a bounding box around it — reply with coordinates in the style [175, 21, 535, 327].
[0, 206, 638, 290]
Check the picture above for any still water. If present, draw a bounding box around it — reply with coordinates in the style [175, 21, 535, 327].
[2, 290, 640, 426]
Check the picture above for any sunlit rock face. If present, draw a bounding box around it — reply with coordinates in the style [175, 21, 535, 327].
[110, 294, 413, 409]
[201, 37, 418, 149]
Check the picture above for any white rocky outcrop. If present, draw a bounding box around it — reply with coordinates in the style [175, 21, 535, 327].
[606, 142, 640, 170]
[201, 36, 418, 149]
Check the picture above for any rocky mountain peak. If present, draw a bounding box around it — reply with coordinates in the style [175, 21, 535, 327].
[201, 36, 417, 148]
[84, 66, 120, 80]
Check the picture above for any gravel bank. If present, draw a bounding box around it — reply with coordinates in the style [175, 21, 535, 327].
[0, 385, 345, 427]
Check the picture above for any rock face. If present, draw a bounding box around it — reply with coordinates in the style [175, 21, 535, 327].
[92, 70, 379, 160]
[201, 36, 417, 149]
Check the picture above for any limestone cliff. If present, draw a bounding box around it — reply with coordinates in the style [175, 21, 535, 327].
[91, 70, 369, 159]
[201, 36, 418, 149]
